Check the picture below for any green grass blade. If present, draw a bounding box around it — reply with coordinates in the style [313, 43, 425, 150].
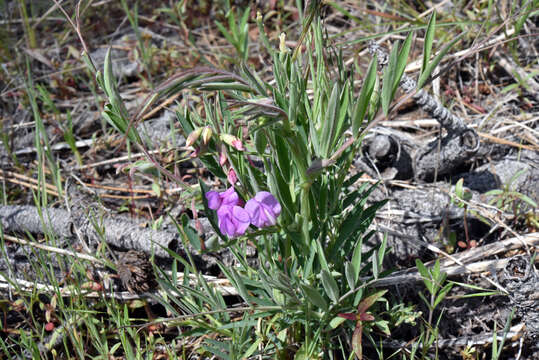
[381, 41, 399, 116]
[352, 55, 377, 136]
[394, 32, 413, 94]
[422, 12, 436, 75]
[417, 32, 466, 89]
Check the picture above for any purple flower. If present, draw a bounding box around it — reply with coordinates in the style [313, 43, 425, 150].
[245, 191, 281, 228]
[205, 187, 239, 210]
[217, 205, 250, 237]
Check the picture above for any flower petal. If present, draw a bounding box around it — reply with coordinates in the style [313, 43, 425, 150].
[261, 205, 276, 226]
[206, 191, 221, 210]
[245, 198, 264, 228]
[256, 191, 281, 216]
[221, 187, 239, 206]
[232, 206, 250, 235]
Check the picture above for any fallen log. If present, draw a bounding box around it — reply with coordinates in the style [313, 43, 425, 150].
[0, 205, 178, 258]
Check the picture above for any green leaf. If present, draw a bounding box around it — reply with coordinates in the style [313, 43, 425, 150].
[316, 238, 330, 273]
[300, 284, 328, 311]
[358, 290, 387, 313]
[514, 193, 537, 208]
[433, 283, 453, 308]
[215, 20, 235, 49]
[372, 250, 379, 279]
[331, 83, 350, 151]
[381, 41, 399, 116]
[103, 47, 115, 97]
[199, 82, 253, 92]
[485, 189, 504, 196]
[274, 134, 291, 182]
[417, 31, 466, 89]
[455, 178, 464, 198]
[433, 259, 441, 279]
[394, 32, 413, 94]
[375, 320, 391, 335]
[321, 82, 341, 157]
[329, 316, 347, 329]
[180, 213, 202, 251]
[352, 55, 377, 136]
[345, 261, 356, 290]
[377, 234, 387, 267]
[242, 337, 262, 358]
[222, 266, 250, 304]
[415, 259, 434, 295]
[351, 237, 363, 283]
[367, 75, 380, 121]
[321, 270, 340, 304]
[422, 12, 436, 75]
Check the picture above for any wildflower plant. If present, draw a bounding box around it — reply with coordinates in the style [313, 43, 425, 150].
[92, 4, 419, 357]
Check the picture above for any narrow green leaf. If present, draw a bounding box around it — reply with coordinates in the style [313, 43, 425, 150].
[515, 193, 537, 208]
[274, 132, 291, 181]
[433, 259, 442, 279]
[415, 259, 434, 295]
[180, 213, 202, 251]
[492, 308, 515, 360]
[367, 75, 380, 121]
[330, 82, 350, 150]
[422, 12, 436, 75]
[393, 32, 413, 94]
[417, 31, 466, 89]
[351, 238, 363, 282]
[103, 47, 114, 97]
[300, 284, 328, 311]
[329, 316, 347, 329]
[215, 21, 236, 48]
[377, 234, 387, 267]
[199, 82, 252, 92]
[316, 238, 330, 273]
[242, 337, 262, 359]
[433, 283, 453, 308]
[358, 290, 387, 313]
[415, 259, 429, 279]
[321, 269, 340, 304]
[321, 82, 340, 157]
[381, 42, 399, 116]
[229, 269, 250, 304]
[372, 250, 379, 279]
[345, 261, 356, 290]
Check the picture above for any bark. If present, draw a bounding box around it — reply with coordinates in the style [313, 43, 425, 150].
[0, 205, 179, 259]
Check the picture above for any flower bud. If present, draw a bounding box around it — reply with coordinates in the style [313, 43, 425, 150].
[186, 127, 203, 147]
[190, 147, 200, 158]
[279, 32, 287, 53]
[219, 149, 227, 166]
[227, 168, 238, 185]
[220, 134, 244, 151]
[201, 126, 212, 145]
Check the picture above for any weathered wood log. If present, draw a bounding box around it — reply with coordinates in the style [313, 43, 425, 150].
[0, 205, 193, 262]
[367, 41, 480, 180]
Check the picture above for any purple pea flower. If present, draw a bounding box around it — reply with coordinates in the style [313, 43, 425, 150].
[205, 187, 239, 210]
[245, 191, 281, 228]
[217, 205, 250, 237]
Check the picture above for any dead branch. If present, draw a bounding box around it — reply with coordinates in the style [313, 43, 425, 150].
[0, 205, 181, 259]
